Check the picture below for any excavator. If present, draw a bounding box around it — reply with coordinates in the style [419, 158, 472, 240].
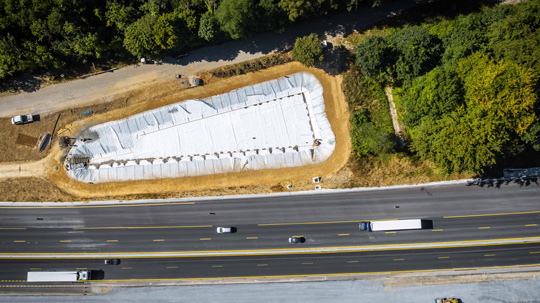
[435, 299, 460, 303]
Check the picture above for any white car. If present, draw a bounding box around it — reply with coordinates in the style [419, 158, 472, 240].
[216, 227, 232, 233]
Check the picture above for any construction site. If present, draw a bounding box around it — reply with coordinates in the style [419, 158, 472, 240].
[0, 62, 353, 201]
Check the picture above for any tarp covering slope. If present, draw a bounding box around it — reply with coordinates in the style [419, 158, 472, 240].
[66, 72, 335, 183]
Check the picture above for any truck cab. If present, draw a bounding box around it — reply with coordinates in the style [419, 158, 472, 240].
[359, 222, 371, 231]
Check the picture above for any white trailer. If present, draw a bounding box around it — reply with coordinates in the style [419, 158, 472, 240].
[27, 270, 89, 282]
[359, 219, 423, 232]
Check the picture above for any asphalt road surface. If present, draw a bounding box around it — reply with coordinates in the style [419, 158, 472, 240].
[0, 181, 539, 283]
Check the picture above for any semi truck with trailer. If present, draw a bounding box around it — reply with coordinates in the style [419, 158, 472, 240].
[27, 270, 89, 282]
[359, 219, 424, 232]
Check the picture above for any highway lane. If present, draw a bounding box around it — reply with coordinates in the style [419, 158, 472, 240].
[0, 183, 539, 253]
[1, 213, 540, 253]
[2, 243, 540, 282]
[1, 182, 539, 229]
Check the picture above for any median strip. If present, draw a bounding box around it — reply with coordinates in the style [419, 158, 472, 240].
[3, 237, 540, 259]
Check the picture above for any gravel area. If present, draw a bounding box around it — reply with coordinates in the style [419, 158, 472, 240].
[4, 276, 540, 303]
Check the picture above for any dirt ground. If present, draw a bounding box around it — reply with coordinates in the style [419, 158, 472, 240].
[0, 62, 356, 201]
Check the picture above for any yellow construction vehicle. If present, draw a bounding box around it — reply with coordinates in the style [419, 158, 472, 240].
[435, 298, 460, 303]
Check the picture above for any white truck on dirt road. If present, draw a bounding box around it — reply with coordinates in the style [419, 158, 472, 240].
[359, 219, 424, 232]
[11, 113, 33, 125]
[26, 270, 89, 282]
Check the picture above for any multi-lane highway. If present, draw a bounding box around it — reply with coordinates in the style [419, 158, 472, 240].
[1, 181, 539, 283]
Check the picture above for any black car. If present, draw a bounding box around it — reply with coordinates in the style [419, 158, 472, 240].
[104, 259, 121, 265]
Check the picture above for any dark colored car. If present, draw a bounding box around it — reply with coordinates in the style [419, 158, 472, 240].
[104, 259, 121, 265]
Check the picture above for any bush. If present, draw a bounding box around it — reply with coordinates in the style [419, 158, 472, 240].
[351, 111, 396, 157]
[292, 33, 324, 67]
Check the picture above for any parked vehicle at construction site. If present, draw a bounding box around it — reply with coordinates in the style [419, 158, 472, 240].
[359, 219, 424, 232]
[11, 113, 33, 125]
[435, 298, 460, 303]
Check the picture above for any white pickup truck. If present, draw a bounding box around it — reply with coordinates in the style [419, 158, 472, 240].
[11, 113, 33, 125]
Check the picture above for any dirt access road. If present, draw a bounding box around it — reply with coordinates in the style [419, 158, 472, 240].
[0, 0, 420, 117]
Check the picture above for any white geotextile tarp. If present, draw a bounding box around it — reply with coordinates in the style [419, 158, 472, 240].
[66, 72, 336, 183]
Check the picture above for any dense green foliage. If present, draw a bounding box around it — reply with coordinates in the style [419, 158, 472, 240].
[292, 33, 324, 67]
[343, 66, 395, 157]
[0, 0, 377, 78]
[353, 0, 540, 174]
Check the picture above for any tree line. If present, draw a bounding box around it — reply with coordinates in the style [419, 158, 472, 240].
[0, 0, 375, 78]
[353, 0, 540, 174]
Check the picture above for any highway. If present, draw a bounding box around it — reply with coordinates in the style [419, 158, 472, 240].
[0, 181, 539, 282]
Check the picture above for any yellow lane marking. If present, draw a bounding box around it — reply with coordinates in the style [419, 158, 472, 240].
[76, 268, 87, 270]
[0, 228, 26, 230]
[121, 267, 132, 270]
[59, 240, 71, 243]
[292, 235, 304, 238]
[13, 240, 25, 243]
[484, 254, 495, 257]
[74, 225, 212, 230]
[259, 220, 363, 226]
[212, 265, 223, 268]
[167, 266, 178, 269]
[385, 232, 396, 234]
[530, 252, 540, 254]
[246, 237, 258, 240]
[3, 237, 540, 258]
[445, 210, 540, 219]
[526, 224, 538, 227]
[84, 263, 540, 282]
[338, 234, 350, 236]
[438, 257, 449, 259]
[0, 202, 195, 209]
[200, 238, 211, 241]
[107, 240, 118, 243]
[153, 239, 165, 242]
[30, 268, 41, 270]
[478, 227, 490, 229]
[432, 229, 443, 232]
[257, 264, 268, 267]
[347, 261, 358, 263]
[302, 263, 313, 265]
[393, 259, 404, 261]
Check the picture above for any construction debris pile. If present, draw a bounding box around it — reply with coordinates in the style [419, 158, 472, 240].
[65, 72, 336, 183]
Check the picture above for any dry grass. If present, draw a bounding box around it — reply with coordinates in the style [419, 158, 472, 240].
[0, 177, 74, 202]
[346, 153, 473, 187]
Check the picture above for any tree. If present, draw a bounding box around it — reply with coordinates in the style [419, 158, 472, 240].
[411, 52, 538, 173]
[292, 33, 324, 67]
[198, 11, 219, 42]
[215, 0, 258, 39]
[390, 26, 443, 85]
[279, 0, 316, 22]
[355, 35, 394, 81]
[401, 66, 464, 128]
[123, 14, 159, 58]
